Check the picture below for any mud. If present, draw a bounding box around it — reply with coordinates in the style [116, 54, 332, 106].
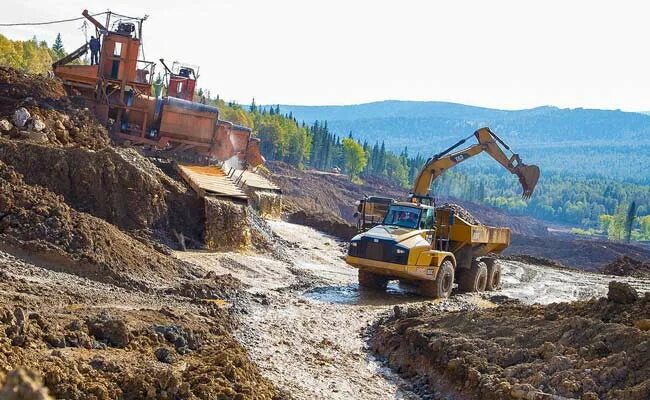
[0, 139, 204, 244]
[0, 248, 278, 400]
[371, 283, 650, 400]
[0, 160, 199, 289]
[181, 220, 650, 399]
[204, 197, 252, 250]
[602, 256, 650, 279]
[507, 234, 650, 271]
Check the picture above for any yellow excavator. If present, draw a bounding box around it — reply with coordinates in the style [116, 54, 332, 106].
[346, 127, 539, 298]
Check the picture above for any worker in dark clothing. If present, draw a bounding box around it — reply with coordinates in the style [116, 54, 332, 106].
[89, 36, 100, 65]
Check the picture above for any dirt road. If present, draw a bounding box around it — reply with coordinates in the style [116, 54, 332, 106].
[177, 221, 650, 399]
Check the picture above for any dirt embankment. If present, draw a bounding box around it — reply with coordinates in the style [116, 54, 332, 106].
[0, 160, 199, 289]
[506, 234, 650, 272]
[602, 256, 650, 279]
[371, 282, 650, 400]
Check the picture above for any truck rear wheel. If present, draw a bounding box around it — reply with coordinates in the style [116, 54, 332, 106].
[418, 260, 454, 299]
[459, 261, 488, 292]
[485, 260, 502, 291]
[358, 269, 389, 290]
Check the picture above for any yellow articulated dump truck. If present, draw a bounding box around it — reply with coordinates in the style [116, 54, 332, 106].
[346, 127, 540, 298]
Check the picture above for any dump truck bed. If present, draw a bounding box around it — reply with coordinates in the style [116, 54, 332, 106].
[435, 208, 511, 254]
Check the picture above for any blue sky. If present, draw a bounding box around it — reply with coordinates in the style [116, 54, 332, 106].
[2, 0, 649, 111]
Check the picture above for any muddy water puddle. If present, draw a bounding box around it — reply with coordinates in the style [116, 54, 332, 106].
[305, 283, 422, 306]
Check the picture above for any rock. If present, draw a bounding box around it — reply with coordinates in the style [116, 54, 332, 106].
[0, 119, 12, 132]
[13, 107, 30, 128]
[54, 120, 65, 132]
[29, 116, 46, 132]
[0, 368, 53, 400]
[634, 319, 650, 331]
[25, 131, 48, 143]
[607, 281, 638, 304]
[86, 312, 131, 348]
[155, 347, 175, 364]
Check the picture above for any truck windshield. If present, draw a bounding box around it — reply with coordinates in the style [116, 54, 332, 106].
[382, 205, 422, 229]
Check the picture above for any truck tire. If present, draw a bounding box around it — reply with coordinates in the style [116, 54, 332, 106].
[459, 261, 488, 292]
[419, 260, 454, 299]
[485, 260, 502, 291]
[358, 269, 389, 290]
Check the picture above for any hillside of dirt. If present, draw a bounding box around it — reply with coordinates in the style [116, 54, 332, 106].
[0, 66, 280, 398]
[506, 234, 650, 271]
[0, 159, 200, 289]
[371, 282, 650, 400]
[267, 161, 550, 239]
[602, 256, 650, 278]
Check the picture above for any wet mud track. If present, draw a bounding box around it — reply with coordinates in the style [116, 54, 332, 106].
[177, 221, 650, 399]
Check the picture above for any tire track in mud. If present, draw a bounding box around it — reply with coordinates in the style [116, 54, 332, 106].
[177, 221, 650, 399]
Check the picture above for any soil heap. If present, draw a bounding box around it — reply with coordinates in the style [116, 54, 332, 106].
[602, 256, 650, 279]
[371, 282, 650, 400]
[0, 160, 198, 289]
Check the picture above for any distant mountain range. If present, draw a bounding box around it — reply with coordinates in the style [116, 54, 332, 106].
[278, 101, 650, 183]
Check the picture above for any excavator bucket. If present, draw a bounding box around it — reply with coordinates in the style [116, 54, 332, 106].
[516, 164, 540, 199]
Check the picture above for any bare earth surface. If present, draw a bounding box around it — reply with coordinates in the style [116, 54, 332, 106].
[177, 221, 650, 400]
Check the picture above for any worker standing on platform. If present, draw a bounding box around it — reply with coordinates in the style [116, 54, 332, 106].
[89, 36, 100, 65]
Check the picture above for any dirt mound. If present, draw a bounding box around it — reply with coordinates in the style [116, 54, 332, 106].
[0, 140, 204, 243]
[0, 250, 279, 400]
[287, 209, 357, 240]
[371, 283, 650, 400]
[268, 161, 404, 223]
[436, 202, 481, 225]
[0, 306, 278, 400]
[0, 160, 198, 289]
[0, 67, 65, 101]
[0, 67, 109, 151]
[602, 256, 650, 278]
[507, 234, 650, 271]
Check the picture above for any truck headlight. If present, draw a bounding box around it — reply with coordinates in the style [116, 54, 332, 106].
[350, 242, 358, 247]
[395, 248, 405, 254]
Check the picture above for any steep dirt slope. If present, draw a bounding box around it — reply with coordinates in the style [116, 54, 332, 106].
[0, 160, 198, 289]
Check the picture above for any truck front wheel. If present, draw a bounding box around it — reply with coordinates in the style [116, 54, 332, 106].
[358, 269, 389, 290]
[419, 260, 454, 299]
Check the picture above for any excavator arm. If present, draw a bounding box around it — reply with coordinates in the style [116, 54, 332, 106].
[412, 127, 540, 199]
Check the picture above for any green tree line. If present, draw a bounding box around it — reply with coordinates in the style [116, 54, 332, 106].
[0, 33, 78, 74]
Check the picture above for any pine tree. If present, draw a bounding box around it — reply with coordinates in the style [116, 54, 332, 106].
[249, 98, 257, 113]
[52, 33, 65, 59]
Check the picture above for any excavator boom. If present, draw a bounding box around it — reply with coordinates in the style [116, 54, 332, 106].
[412, 127, 539, 199]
